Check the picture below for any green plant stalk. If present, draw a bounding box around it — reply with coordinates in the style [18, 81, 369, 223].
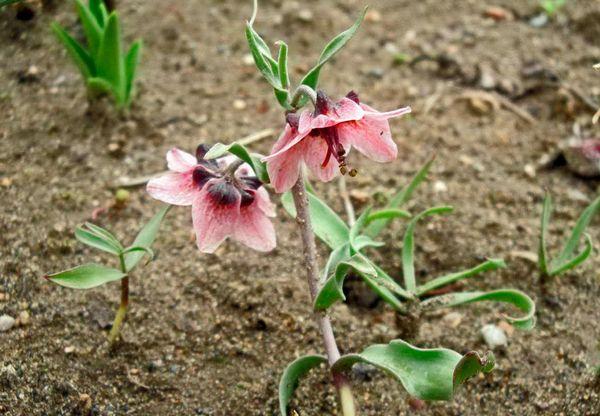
[108, 254, 129, 344]
[291, 172, 356, 416]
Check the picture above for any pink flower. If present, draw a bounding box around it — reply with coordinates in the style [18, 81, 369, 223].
[147, 145, 276, 253]
[262, 90, 411, 193]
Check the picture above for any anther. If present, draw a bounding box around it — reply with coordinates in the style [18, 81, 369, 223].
[349, 168, 358, 177]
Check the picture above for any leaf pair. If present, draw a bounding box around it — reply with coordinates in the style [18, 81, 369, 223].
[245, 3, 366, 110]
[51, 0, 142, 109]
[539, 192, 600, 277]
[279, 339, 495, 415]
[204, 142, 269, 184]
[45, 206, 169, 289]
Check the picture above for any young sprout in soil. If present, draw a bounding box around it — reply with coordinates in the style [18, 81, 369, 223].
[539, 0, 566, 17]
[51, 0, 142, 110]
[538, 191, 600, 278]
[246, 2, 497, 414]
[44, 207, 168, 345]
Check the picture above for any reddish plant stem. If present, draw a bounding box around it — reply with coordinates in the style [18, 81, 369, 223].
[291, 173, 357, 416]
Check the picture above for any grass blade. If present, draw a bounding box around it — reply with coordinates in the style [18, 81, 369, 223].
[51, 23, 95, 79]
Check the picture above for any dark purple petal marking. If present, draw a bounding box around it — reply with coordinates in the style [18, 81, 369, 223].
[207, 180, 240, 206]
[346, 90, 360, 104]
[239, 176, 262, 191]
[315, 90, 332, 115]
[196, 144, 220, 170]
[192, 167, 217, 188]
[239, 189, 256, 207]
[286, 112, 300, 130]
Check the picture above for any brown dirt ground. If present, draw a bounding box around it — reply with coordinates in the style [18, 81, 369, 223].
[1, 0, 600, 415]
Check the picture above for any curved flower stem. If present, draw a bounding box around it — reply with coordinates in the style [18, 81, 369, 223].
[290, 85, 317, 110]
[291, 172, 357, 416]
[108, 255, 129, 345]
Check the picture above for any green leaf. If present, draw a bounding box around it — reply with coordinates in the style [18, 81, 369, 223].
[45, 263, 126, 289]
[87, 76, 113, 96]
[367, 261, 414, 301]
[96, 12, 125, 106]
[298, 7, 367, 105]
[276, 41, 289, 89]
[279, 355, 327, 416]
[366, 208, 411, 224]
[124, 206, 170, 271]
[204, 142, 269, 184]
[552, 194, 600, 269]
[124, 40, 142, 106]
[75, 225, 122, 255]
[349, 207, 371, 247]
[538, 192, 551, 276]
[88, 0, 105, 27]
[332, 339, 495, 401]
[74, 0, 102, 58]
[549, 233, 593, 276]
[122, 245, 154, 264]
[416, 258, 507, 297]
[281, 191, 350, 249]
[366, 157, 435, 237]
[83, 222, 122, 248]
[314, 254, 376, 310]
[351, 235, 384, 251]
[321, 243, 350, 282]
[51, 23, 95, 79]
[422, 289, 536, 330]
[402, 206, 454, 293]
[245, 23, 279, 89]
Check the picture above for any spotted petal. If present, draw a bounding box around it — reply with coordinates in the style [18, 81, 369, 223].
[233, 193, 277, 252]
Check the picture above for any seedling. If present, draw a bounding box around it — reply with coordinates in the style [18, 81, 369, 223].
[51, 0, 142, 110]
[44, 207, 168, 344]
[539, 0, 566, 17]
[538, 192, 600, 278]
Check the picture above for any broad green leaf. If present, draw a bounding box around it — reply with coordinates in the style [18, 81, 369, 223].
[297, 7, 367, 106]
[87, 77, 113, 96]
[538, 192, 551, 276]
[75, 226, 122, 255]
[124, 40, 142, 106]
[96, 13, 125, 105]
[367, 208, 411, 224]
[416, 258, 507, 297]
[402, 206, 454, 293]
[281, 191, 349, 249]
[45, 263, 126, 289]
[83, 222, 122, 248]
[332, 339, 495, 401]
[204, 142, 269, 183]
[422, 289, 536, 330]
[553, 194, 600, 267]
[314, 254, 376, 310]
[51, 23, 95, 79]
[366, 157, 434, 237]
[74, 0, 102, 57]
[279, 355, 327, 416]
[549, 233, 593, 276]
[124, 206, 170, 271]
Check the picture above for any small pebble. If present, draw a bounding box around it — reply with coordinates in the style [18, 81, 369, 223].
[365, 9, 382, 22]
[297, 9, 313, 22]
[433, 180, 448, 193]
[484, 6, 513, 21]
[524, 164, 536, 178]
[64, 346, 75, 354]
[242, 53, 254, 66]
[0, 315, 15, 332]
[481, 324, 507, 349]
[442, 312, 463, 328]
[17, 311, 30, 326]
[233, 99, 247, 110]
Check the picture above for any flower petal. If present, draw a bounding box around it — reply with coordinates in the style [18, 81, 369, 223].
[361, 103, 411, 120]
[265, 125, 305, 193]
[192, 180, 241, 253]
[233, 196, 276, 252]
[301, 134, 340, 183]
[167, 148, 198, 172]
[255, 187, 276, 217]
[147, 172, 196, 206]
[299, 97, 364, 133]
[262, 121, 310, 162]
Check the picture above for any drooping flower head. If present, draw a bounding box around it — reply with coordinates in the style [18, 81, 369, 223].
[262, 90, 411, 193]
[147, 145, 276, 253]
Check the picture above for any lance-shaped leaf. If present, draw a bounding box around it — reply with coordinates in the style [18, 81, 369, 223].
[74, 0, 102, 57]
[332, 339, 495, 401]
[45, 264, 126, 289]
[51, 23, 95, 79]
[279, 355, 327, 416]
[538, 192, 552, 276]
[204, 142, 269, 184]
[87, 77, 113, 96]
[75, 224, 123, 255]
[124, 40, 142, 105]
[124, 206, 170, 271]
[416, 258, 507, 297]
[281, 190, 349, 249]
[549, 234, 593, 276]
[245, 23, 279, 89]
[402, 206, 454, 293]
[96, 13, 125, 105]
[297, 7, 367, 106]
[349, 207, 371, 247]
[122, 245, 154, 263]
[421, 289, 536, 330]
[351, 235, 384, 251]
[366, 208, 411, 224]
[366, 157, 434, 237]
[314, 253, 376, 310]
[88, 0, 106, 27]
[321, 243, 351, 282]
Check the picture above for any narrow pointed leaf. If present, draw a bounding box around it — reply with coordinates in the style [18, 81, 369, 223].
[124, 206, 170, 271]
[368, 262, 414, 301]
[349, 207, 371, 246]
[124, 40, 142, 105]
[83, 222, 122, 249]
[332, 339, 495, 401]
[538, 192, 551, 276]
[45, 264, 126, 289]
[366, 157, 435, 237]
[122, 245, 154, 265]
[352, 235, 385, 251]
[422, 289, 536, 330]
[88, 0, 105, 26]
[74, 0, 102, 57]
[321, 243, 351, 282]
[314, 254, 376, 310]
[416, 258, 507, 297]
[367, 208, 411, 224]
[75, 226, 122, 255]
[402, 206, 454, 293]
[204, 142, 269, 183]
[281, 191, 349, 249]
[97, 13, 125, 105]
[279, 355, 327, 416]
[245, 23, 279, 88]
[554, 194, 600, 265]
[276, 41, 289, 90]
[51, 23, 95, 79]
[549, 233, 593, 276]
[87, 77, 113, 96]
